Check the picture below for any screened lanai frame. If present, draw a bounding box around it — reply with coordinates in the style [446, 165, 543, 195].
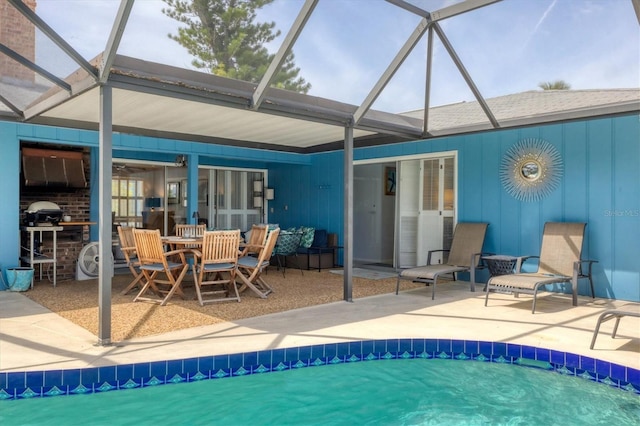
[1, 0, 639, 344]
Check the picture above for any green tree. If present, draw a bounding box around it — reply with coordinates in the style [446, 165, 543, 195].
[538, 80, 571, 90]
[162, 0, 310, 93]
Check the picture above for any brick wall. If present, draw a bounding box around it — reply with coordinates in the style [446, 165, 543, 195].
[0, 0, 37, 84]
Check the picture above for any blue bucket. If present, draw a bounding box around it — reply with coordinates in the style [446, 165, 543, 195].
[6, 267, 34, 292]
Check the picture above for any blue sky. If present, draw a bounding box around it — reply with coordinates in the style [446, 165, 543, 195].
[35, 0, 640, 113]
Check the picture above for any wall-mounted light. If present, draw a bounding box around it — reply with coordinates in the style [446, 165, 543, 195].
[253, 177, 274, 222]
[265, 188, 274, 200]
[175, 154, 187, 167]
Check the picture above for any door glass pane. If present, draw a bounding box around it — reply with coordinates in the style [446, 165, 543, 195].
[216, 170, 226, 209]
[230, 171, 242, 210]
[422, 159, 439, 210]
[443, 157, 454, 211]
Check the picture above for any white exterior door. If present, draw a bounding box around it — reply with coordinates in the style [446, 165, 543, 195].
[397, 154, 456, 268]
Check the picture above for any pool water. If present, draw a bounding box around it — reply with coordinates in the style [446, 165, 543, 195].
[1, 359, 638, 425]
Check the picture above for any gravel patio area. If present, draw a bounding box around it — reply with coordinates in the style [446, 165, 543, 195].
[23, 267, 423, 342]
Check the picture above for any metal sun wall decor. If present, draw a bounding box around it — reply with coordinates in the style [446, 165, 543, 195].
[500, 138, 563, 202]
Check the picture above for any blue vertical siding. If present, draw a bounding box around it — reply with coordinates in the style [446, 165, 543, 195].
[0, 113, 638, 301]
[349, 115, 640, 301]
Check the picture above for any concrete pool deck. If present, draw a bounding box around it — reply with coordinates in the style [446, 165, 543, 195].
[1, 281, 639, 373]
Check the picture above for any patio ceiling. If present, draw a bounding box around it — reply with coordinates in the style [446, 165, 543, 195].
[1, 0, 637, 153]
[24, 54, 422, 152]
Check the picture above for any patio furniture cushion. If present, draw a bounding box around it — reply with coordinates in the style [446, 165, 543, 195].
[300, 226, 315, 248]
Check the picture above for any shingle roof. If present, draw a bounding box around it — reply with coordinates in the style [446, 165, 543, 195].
[402, 89, 640, 135]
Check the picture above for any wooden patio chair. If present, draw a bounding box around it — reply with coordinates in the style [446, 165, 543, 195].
[485, 222, 592, 314]
[117, 225, 143, 295]
[396, 222, 489, 300]
[175, 224, 206, 238]
[132, 228, 190, 306]
[191, 230, 241, 306]
[236, 228, 280, 298]
[239, 224, 268, 258]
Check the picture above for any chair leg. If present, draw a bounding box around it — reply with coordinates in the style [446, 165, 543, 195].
[431, 276, 438, 300]
[159, 265, 189, 306]
[612, 316, 622, 338]
[236, 271, 269, 299]
[395, 276, 401, 295]
[531, 284, 541, 314]
[590, 310, 617, 349]
[276, 254, 286, 277]
[120, 268, 144, 295]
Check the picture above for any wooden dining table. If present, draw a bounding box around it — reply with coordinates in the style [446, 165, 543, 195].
[161, 235, 203, 249]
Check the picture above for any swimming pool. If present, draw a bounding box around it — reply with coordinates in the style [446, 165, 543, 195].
[2, 358, 639, 425]
[1, 339, 638, 416]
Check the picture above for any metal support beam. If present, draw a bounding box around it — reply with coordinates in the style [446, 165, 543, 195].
[430, 0, 502, 22]
[0, 43, 71, 91]
[8, 0, 98, 80]
[99, 0, 135, 84]
[385, 0, 429, 18]
[187, 153, 199, 224]
[0, 93, 23, 117]
[433, 23, 500, 128]
[98, 84, 113, 346]
[422, 26, 434, 136]
[387, 0, 500, 21]
[252, 0, 318, 110]
[353, 17, 429, 125]
[343, 126, 354, 302]
[632, 0, 640, 25]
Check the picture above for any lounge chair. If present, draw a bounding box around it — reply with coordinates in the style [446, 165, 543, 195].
[590, 304, 640, 349]
[484, 222, 592, 313]
[396, 222, 489, 299]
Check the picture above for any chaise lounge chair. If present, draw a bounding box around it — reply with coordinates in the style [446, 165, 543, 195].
[590, 304, 640, 349]
[396, 222, 489, 299]
[484, 222, 593, 314]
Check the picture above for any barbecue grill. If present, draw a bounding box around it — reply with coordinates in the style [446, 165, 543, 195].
[24, 201, 63, 226]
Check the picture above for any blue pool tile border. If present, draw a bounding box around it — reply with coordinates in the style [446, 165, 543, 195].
[0, 338, 638, 400]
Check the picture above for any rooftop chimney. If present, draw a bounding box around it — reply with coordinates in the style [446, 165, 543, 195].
[0, 0, 37, 84]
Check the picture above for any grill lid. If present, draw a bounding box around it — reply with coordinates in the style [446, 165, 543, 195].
[26, 201, 61, 213]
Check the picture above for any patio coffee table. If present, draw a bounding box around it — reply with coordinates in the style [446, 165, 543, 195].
[482, 255, 518, 291]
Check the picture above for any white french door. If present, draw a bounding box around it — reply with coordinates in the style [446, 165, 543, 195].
[207, 169, 263, 230]
[397, 154, 456, 268]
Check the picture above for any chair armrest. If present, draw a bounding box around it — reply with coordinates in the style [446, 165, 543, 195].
[576, 259, 597, 276]
[427, 249, 449, 265]
[164, 248, 191, 262]
[239, 243, 264, 256]
[515, 255, 538, 273]
[474, 252, 496, 268]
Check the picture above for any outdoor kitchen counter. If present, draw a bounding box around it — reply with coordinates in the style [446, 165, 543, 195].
[60, 222, 96, 243]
